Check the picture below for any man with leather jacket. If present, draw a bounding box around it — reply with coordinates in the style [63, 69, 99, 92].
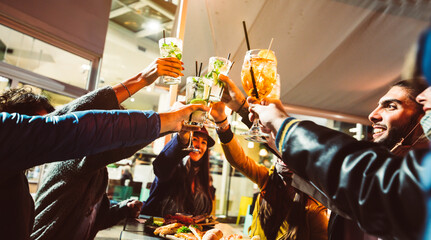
[249, 28, 431, 240]
[328, 79, 428, 240]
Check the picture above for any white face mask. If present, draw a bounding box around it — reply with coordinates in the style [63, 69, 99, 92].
[420, 111, 431, 140]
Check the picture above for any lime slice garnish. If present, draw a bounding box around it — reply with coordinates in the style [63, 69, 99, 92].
[190, 99, 207, 104]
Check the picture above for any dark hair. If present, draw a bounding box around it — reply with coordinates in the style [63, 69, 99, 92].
[159, 148, 213, 216]
[0, 88, 54, 115]
[392, 79, 428, 102]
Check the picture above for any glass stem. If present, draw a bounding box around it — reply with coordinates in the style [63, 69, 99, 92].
[250, 117, 261, 134]
[187, 131, 194, 149]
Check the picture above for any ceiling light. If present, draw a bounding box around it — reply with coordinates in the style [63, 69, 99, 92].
[130, 98, 135, 102]
[248, 142, 254, 149]
[145, 20, 161, 31]
[259, 149, 268, 157]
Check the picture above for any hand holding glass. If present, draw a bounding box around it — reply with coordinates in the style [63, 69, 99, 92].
[159, 37, 183, 85]
[183, 76, 211, 151]
[240, 49, 277, 143]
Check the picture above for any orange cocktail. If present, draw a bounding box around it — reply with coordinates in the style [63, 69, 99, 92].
[241, 49, 277, 100]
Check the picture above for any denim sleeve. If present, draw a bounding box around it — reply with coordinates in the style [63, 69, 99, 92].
[0, 110, 160, 173]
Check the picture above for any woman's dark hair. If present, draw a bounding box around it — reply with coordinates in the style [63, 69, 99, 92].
[159, 148, 213, 216]
[259, 169, 308, 240]
[0, 88, 55, 115]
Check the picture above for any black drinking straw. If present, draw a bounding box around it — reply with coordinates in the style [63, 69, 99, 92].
[227, 53, 231, 61]
[228, 61, 235, 73]
[242, 21, 259, 99]
[198, 62, 203, 77]
[195, 61, 198, 76]
[163, 30, 166, 44]
[242, 21, 251, 51]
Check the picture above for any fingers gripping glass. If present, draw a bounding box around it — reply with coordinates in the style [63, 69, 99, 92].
[239, 49, 277, 143]
[203, 57, 233, 128]
[159, 37, 183, 85]
[183, 76, 210, 151]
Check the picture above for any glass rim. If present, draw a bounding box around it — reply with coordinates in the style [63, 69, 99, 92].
[209, 56, 231, 62]
[158, 37, 183, 48]
[246, 49, 275, 53]
[186, 76, 200, 82]
[158, 37, 182, 42]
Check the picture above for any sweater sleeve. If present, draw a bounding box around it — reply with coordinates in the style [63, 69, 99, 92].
[49, 86, 119, 115]
[221, 134, 269, 188]
[152, 134, 188, 182]
[0, 110, 160, 173]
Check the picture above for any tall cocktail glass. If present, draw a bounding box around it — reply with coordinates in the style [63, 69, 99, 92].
[205, 57, 233, 102]
[183, 76, 211, 151]
[240, 49, 277, 143]
[159, 37, 183, 85]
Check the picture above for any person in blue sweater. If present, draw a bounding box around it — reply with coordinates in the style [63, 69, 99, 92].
[141, 127, 215, 217]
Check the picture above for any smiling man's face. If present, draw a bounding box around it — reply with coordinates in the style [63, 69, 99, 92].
[368, 86, 423, 149]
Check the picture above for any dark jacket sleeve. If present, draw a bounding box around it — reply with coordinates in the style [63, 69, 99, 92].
[0, 110, 160, 174]
[276, 119, 427, 240]
[152, 134, 188, 182]
[95, 196, 133, 231]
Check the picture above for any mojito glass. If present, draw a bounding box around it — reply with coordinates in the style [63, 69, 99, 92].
[205, 57, 232, 102]
[183, 76, 211, 128]
[159, 37, 183, 85]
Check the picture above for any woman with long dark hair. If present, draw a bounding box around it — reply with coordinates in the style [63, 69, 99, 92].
[141, 127, 215, 216]
[211, 101, 328, 240]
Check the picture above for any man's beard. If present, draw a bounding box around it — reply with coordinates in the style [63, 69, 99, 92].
[374, 119, 421, 150]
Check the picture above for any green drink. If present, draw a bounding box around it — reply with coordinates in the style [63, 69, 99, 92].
[159, 37, 183, 85]
[205, 57, 232, 102]
[184, 76, 211, 127]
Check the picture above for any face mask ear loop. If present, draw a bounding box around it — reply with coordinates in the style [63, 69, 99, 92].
[390, 121, 422, 152]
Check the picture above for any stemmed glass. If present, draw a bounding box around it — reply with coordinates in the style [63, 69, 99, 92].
[183, 76, 211, 151]
[204, 57, 233, 128]
[240, 49, 277, 143]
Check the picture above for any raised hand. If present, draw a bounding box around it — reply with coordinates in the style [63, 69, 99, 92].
[218, 74, 247, 112]
[247, 97, 289, 135]
[138, 57, 184, 86]
[159, 103, 210, 134]
[114, 57, 184, 103]
[210, 102, 227, 123]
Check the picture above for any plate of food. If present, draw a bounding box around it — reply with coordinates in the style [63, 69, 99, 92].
[154, 224, 223, 240]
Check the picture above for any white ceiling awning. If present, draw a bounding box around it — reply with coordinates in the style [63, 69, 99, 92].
[182, 0, 431, 123]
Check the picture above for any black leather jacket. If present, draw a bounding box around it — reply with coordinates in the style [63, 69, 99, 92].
[276, 119, 429, 239]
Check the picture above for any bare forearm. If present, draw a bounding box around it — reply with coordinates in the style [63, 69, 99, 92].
[113, 73, 149, 103]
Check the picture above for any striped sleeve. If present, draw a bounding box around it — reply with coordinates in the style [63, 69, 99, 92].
[275, 117, 301, 152]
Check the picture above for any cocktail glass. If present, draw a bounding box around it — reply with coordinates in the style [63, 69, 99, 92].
[240, 49, 277, 143]
[183, 76, 211, 151]
[159, 37, 183, 85]
[203, 57, 232, 128]
[205, 57, 233, 102]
